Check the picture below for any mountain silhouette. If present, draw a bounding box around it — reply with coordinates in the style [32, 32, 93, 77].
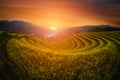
[0, 20, 120, 37]
[66, 25, 120, 32]
[0, 20, 53, 37]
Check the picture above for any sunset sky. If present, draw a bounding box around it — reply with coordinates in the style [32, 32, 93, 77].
[0, 0, 120, 29]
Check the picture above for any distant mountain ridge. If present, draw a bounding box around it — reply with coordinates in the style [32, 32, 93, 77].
[66, 25, 120, 32]
[0, 20, 120, 37]
[0, 20, 52, 37]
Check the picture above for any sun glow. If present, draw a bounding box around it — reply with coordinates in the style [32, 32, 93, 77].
[51, 27, 57, 30]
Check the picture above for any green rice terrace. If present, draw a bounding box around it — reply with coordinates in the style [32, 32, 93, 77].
[0, 31, 120, 80]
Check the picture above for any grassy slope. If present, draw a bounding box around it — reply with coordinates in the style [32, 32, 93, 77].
[0, 31, 120, 80]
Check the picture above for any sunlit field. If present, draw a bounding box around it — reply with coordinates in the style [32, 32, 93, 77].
[0, 31, 120, 80]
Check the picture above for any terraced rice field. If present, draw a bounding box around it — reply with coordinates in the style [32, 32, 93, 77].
[0, 31, 120, 80]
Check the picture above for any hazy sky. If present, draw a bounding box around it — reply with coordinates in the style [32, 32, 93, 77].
[0, 0, 120, 28]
